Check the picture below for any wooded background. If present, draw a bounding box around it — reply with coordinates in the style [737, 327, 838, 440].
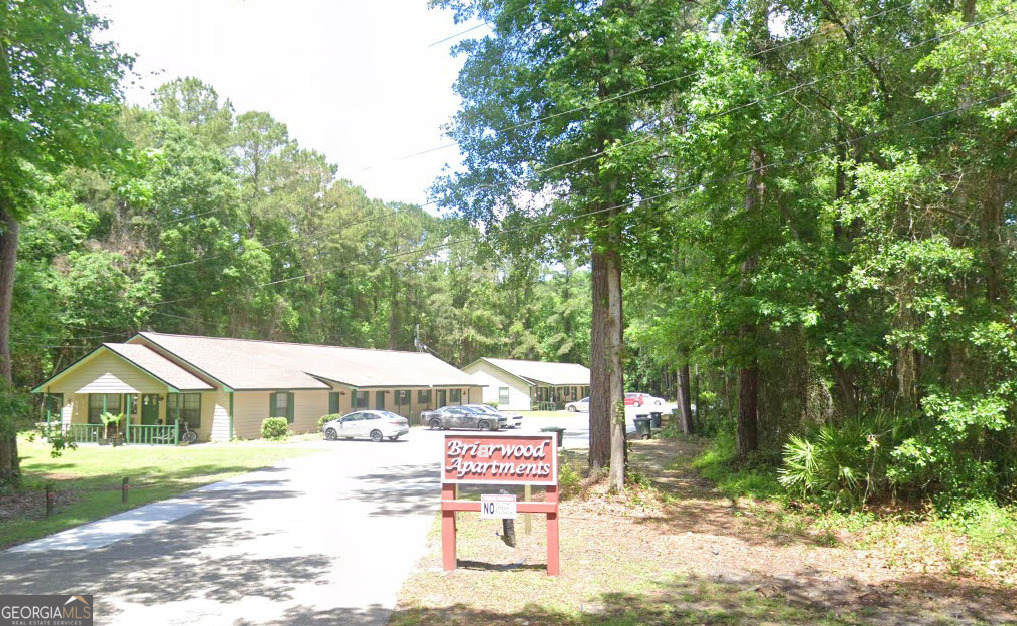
[3, 0, 1015, 508]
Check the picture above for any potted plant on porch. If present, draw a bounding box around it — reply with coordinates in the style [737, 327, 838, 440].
[99, 411, 125, 446]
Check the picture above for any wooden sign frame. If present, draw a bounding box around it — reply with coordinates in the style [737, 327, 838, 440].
[440, 432, 560, 576]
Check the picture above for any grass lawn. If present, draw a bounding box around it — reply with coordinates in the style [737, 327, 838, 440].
[0, 437, 316, 549]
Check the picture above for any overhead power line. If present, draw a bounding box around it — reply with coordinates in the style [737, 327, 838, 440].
[148, 6, 1005, 285]
[358, 0, 920, 174]
[147, 92, 1010, 313]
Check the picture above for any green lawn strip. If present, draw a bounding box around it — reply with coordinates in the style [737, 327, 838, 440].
[1, 438, 316, 549]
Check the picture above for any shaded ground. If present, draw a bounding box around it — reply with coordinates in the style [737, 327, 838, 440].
[392, 438, 1017, 625]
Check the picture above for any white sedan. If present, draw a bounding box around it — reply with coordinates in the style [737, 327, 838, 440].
[322, 410, 409, 442]
[565, 397, 589, 412]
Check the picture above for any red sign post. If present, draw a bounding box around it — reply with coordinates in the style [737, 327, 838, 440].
[441, 433, 560, 575]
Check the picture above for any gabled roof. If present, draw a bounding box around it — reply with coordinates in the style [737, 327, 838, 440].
[104, 344, 214, 391]
[467, 357, 590, 386]
[129, 332, 480, 390]
[32, 343, 213, 392]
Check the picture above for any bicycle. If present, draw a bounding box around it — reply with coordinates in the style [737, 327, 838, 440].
[179, 419, 197, 443]
[152, 417, 197, 444]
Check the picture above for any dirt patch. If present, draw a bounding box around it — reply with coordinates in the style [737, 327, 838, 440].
[393, 438, 1017, 625]
[0, 489, 79, 522]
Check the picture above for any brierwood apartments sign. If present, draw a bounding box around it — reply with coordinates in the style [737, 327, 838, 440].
[443, 435, 557, 484]
[440, 432, 561, 575]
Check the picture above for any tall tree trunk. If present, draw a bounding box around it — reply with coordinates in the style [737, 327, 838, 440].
[589, 244, 625, 490]
[737, 362, 759, 455]
[737, 149, 764, 456]
[677, 362, 694, 435]
[0, 203, 20, 486]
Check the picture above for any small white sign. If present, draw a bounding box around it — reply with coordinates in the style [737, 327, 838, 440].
[480, 493, 517, 519]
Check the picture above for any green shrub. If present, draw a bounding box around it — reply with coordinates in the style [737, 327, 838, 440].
[558, 458, 582, 500]
[693, 431, 782, 501]
[261, 417, 289, 440]
[318, 413, 340, 430]
[778, 411, 910, 510]
[26, 425, 78, 458]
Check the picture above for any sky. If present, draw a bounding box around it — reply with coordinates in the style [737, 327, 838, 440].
[89, 0, 485, 208]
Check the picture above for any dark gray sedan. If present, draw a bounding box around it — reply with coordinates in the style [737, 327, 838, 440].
[419, 405, 506, 431]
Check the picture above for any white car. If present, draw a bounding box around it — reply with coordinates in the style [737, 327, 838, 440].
[322, 410, 409, 442]
[565, 397, 589, 412]
[464, 404, 522, 429]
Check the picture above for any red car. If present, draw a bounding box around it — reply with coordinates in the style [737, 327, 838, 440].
[624, 393, 665, 407]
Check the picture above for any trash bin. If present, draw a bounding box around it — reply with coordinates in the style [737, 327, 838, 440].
[633, 415, 651, 439]
[649, 411, 663, 428]
[540, 426, 566, 448]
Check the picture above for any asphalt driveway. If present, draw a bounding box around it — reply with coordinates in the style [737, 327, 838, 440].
[0, 437, 445, 625]
[0, 411, 652, 624]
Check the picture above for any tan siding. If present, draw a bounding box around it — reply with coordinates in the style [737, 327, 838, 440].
[292, 390, 328, 434]
[232, 391, 271, 439]
[464, 361, 531, 411]
[61, 400, 76, 427]
[191, 391, 217, 441]
[209, 390, 231, 442]
[51, 352, 166, 395]
[231, 390, 330, 439]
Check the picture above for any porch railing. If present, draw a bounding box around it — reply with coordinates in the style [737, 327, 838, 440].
[126, 424, 178, 445]
[62, 423, 179, 445]
[66, 424, 104, 444]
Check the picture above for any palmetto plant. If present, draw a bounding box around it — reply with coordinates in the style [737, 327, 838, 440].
[779, 413, 903, 510]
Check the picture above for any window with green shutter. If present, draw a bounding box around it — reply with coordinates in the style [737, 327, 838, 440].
[270, 391, 294, 423]
[88, 394, 122, 424]
[328, 392, 340, 415]
[450, 389, 462, 405]
[167, 393, 202, 427]
[353, 390, 369, 409]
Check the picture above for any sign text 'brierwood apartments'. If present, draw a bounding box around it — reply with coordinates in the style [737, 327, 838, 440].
[442, 435, 557, 484]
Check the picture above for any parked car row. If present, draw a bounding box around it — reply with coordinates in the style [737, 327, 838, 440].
[624, 392, 666, 407]
[565, 393, 667, 412]
[320, 403, 523, 441]
[420, 404, 523, 431]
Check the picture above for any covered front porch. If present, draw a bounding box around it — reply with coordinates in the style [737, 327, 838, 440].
[48, 391, 201, 445]
[530, 384, 590, 411]
[34, 342, 221, 444]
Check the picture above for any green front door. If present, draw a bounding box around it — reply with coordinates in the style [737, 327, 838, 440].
[141, 394, 160, 425]
[375, 390, 385, 410]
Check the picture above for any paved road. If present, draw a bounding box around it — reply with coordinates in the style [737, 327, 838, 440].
[520, 403, 676, 447]
[0, 409, 663, 625]
[0, 437, 447, 625]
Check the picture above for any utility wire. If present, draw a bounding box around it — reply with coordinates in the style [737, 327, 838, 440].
[146, 7, 1006, 285]
[427, 21, 490, 47]
[531, 8, 1011, 178]
[150, 93, 1010, 306]
[426, 3, 534, 47]
[358, 0, 920, 173]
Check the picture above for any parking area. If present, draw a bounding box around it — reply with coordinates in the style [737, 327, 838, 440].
[511, 403, 676, 447]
